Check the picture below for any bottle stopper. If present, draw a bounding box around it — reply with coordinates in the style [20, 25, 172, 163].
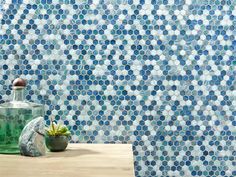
[12, 78, 26, 88]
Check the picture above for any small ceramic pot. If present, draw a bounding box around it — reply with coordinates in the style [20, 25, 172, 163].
[45, 135, 69, 152]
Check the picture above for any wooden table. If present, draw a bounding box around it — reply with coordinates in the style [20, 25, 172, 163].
[0, 144, 135, 177]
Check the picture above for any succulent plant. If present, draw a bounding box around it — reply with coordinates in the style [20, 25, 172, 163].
[45, 118, 71, 137]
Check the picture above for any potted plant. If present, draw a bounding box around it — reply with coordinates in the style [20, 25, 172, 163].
[45, 118, 71, 152]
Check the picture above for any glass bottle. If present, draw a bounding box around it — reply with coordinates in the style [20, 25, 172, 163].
[0, 78, 44, 154]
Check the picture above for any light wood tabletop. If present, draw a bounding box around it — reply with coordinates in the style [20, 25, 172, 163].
[0, 143, 135, 177]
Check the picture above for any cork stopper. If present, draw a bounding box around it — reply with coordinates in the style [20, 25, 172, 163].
[12, 78, 26, 88]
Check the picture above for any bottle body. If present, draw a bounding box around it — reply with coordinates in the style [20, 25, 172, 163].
[0, 102, 44, 154]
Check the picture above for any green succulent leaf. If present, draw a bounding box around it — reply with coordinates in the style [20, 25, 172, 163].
[45, 119, 71, 137]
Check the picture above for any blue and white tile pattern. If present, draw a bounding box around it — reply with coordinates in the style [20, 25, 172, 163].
[0, 0, 236, 176]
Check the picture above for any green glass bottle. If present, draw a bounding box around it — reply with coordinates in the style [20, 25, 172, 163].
[0, 78, 44, 154]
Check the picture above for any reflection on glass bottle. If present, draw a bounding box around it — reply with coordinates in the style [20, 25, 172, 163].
[0, 78, 44, 154]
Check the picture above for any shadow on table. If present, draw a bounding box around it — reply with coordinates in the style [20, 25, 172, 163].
[46, 148, 100, 158]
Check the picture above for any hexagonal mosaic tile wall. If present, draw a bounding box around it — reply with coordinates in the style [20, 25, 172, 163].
[1, 0, 236, 176]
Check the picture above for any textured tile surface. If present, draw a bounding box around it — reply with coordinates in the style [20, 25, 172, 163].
[0, 0, 236, 176]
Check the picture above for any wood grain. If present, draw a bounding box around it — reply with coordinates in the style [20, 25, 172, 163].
[0, 144, 135, 177]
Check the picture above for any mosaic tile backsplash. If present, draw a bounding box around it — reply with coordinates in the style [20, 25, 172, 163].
[1, 0, 236, 176]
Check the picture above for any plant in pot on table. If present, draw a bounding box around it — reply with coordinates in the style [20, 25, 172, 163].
[45, 118, 71, 152]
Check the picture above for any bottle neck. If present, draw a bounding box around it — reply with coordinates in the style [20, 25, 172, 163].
[13, 88, 25, 101]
